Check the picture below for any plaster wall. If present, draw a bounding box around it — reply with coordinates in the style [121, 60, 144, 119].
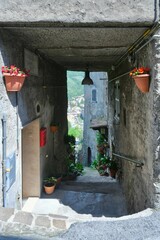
[83, 72, 107, 166]
[108, 37, 160, 213]
[0, 30, 67, 208]
[0, 1, 155, 24]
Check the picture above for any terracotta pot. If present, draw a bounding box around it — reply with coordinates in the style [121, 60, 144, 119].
[3, 73, 26, 91]
[44, 184, 56, 194]
[50, 126, 58, 133]
[132, 74, 149, 93]
[109, 169, 117, 178]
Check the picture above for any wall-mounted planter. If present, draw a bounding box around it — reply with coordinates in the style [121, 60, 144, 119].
[50, 125, 58, 133]
[3, 73, 26, 92]
[132, 74, 150, 93]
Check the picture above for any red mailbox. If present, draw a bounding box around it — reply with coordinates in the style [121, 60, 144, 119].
[40, 127, 47, 147]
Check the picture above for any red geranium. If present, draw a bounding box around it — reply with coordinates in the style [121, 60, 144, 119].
[129, 67, 150, 76]
[2, 65, 30, 77]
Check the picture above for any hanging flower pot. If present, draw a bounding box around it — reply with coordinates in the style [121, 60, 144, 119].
[3, 73, 26, 92]
[1, 65, 30, 92]
[50, 125, 58, 133]
[129, 67, 150, 93]
[132, 74, 150, 93]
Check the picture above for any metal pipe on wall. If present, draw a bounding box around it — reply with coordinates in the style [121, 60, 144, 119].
[2, 115, 7, 207]
[16, 92, 19, 152]
[112, 153, 144, 167]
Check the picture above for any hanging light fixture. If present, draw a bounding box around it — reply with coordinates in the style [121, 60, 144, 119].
[81, 69, 93, 85]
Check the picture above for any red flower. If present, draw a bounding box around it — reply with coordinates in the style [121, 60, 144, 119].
[129, 66, 150, 76]
[1, 65, 30, 77]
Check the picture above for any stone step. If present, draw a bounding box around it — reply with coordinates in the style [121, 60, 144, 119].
[60, 181, 122, 194]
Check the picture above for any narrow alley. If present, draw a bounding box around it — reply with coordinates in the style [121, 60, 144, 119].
[23, 168, 127, 218]
[0, 1, 160, 239]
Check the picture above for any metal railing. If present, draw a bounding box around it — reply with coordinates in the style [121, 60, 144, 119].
[112, 153, 144, 167]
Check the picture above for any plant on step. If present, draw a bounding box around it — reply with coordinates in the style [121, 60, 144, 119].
[91, 159, 99, 169]
[67, 160, 84, 176]
[43, 177, 57, 194]
[43, 177, 57, 186]
[96, 157, 110, 176]
[108, 160, 118, 178]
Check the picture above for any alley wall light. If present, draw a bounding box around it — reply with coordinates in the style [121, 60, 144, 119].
[81, 70, 93, 85]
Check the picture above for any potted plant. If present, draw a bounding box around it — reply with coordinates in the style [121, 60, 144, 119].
[43, 177, 57, 194]
[50, 125, 58, 133]
[129, 67, 150, 93]
[1, 65, 30, 91]
[108, 160, 118, 178]
[62, 160, 84, 181]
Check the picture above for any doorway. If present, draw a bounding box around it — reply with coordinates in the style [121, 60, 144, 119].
[22, 119, 41, 199]
[87, 147, 92, 167]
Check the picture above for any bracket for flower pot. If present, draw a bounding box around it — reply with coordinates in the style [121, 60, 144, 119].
[132, 74, 150, 93]
[3, 73, 26, 92]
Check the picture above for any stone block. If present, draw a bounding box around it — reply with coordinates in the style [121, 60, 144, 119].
[35, 216, 51, 228]
[52, 219, 66, 230]
[13, 211, 33, 225]
[49, 214, 68, 219]
[0, 207, 14, 221]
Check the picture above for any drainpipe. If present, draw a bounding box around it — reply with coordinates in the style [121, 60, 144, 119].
[16, 92, 19, 152]
[2, 115, 6, 207]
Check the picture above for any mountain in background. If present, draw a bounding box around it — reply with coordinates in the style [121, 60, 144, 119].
[67, 71, 84, 100]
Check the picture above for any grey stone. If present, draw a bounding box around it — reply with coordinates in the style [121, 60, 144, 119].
[108, 33, 160, 213]
[49, 214, 68, 220]
[53, 211, 160, 240]
[52, 219, 66, 230]
[0, 207, 14, 221]
[13, 211, 33, 225]
[35, 216, 51, 228]
[0, 0, 155, 24]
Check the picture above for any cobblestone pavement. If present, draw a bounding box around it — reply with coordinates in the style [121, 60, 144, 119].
[53, 209, 160, 240]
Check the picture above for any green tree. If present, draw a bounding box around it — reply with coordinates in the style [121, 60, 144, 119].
[68, 126, 83, 139]
[67, 71, 84, 100]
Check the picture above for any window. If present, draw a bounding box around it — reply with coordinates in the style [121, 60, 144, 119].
[92, 89, 97, 102]
[114, 80, 120, 123]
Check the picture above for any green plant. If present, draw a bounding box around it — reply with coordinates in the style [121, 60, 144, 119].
[43, 177, 57, 187]
[68, 126, 83, 139]
[108, 160, 118, 170]
[67, 160, 84, 176]
[64, 134, 75, 145]
[91, 159, 99, 169]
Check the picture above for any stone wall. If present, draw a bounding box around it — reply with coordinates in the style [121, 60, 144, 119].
[108, 35, 159, 213]
[0, 30, 68, 208]
[0, 0, 155, 25]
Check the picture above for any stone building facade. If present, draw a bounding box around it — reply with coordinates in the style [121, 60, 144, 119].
[0, 30, 68, 208]
[83, 72, 108, 166]
[108, 30, 160, 213]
